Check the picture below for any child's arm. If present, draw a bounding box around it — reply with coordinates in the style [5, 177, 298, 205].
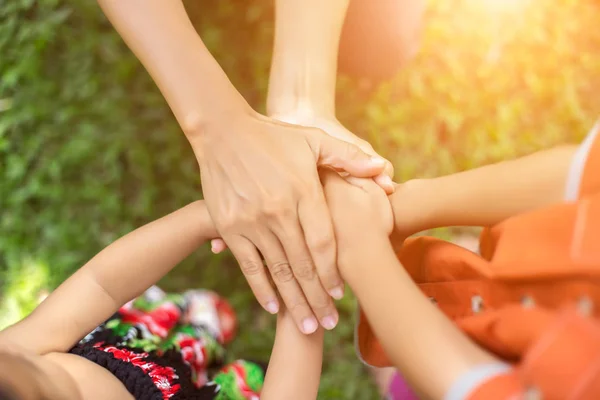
[261, 310, 324, 400]
[0, 201, 218, 355]
[322, 173, 502, 399]
[391, 144, 578, 235]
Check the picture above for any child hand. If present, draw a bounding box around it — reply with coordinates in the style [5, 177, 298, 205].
[321, 171, 393, 246]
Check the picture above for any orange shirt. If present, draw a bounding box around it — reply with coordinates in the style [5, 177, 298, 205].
[356, 123, 600, 399]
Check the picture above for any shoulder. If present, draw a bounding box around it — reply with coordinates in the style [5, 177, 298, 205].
[44, 352, 134, 400]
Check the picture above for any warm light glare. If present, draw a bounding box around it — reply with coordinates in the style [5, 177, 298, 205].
[479, 0, 528, 13]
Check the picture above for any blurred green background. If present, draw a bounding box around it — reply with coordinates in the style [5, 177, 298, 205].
[1, 0, 600, 398]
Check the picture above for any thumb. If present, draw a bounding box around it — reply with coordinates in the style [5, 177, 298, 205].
[307, 131, 387, 178]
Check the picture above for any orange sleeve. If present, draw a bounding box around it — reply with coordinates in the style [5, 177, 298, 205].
[466, 309, 600, 400]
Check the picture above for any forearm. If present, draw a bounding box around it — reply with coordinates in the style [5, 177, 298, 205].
[339, 235, 498, 399]
[3, 201, 217, 353]
[261, 312, 323, 400]
[393, 145, 578, 231]
[267, 0, 349, 117]
[97, 0, 248, 132]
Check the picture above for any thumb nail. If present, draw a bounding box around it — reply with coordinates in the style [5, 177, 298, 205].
[380, 175, 393, 187]
[379, 175, 395, 193]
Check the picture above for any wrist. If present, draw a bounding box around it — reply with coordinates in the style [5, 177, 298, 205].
[267, 58, 336, 118]
[188, 201, 218, 240]
[266, 94, 336, 121]
[337, 230, 391, 276]
[391, 179, 440, 234]
[183, 105, 257, 161]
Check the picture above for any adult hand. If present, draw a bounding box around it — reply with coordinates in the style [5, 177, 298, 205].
[187, 109, 388, 334]
[209, 113, 395, 253]
[271, 112, 395, 188]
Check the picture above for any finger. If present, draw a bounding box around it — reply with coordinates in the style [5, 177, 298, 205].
[383, 159, 395, 179]
[271, 217, 339, 331]
[227, 236, 279, 314]
[306, 131, 387, 177]
[344, 175, 378, 191]
[256, 230, 319, 334]
[297, 186, 345, 302]
[374, 160, 396, 194]
[374, 174, 395, 194]
[210, 238, 228, 254]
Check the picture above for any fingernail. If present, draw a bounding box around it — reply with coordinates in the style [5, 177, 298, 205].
[370, 157, 386, 168]
[380, 175, 394, 191]
[329, 286, 344, 300]
[211, 243, 219, 254]
[265, 301, 279, 314]
[302, 317, 318, 334]
[321, 315, 337, 330]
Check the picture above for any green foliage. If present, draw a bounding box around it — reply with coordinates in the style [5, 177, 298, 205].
[2, 0, 600, 398]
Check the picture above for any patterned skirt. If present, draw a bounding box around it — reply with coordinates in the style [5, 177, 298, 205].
[70, 286, 265, 400]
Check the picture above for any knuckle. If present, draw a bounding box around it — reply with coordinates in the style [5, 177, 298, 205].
[310, 296, 332, 312]
[241, 208, 261, 225]
[303, 184, 323, 203]
[288, 297, 309, 313]
[345, 142, 362, 159]
[218, 210, 251, 231]
[293, 259, 316, 281]
[239, 259, 263, 276]
[217, 214, 237, 232]
[309, 234, 334, 254]
[262, 198, 294, 219]
[271, 261, 294, 283]
[359, 139, 375, 153]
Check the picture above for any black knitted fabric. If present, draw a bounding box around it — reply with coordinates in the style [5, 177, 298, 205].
[69, 343, 220, 400]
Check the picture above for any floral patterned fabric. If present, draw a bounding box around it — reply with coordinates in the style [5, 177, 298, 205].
[69, 287, 264, 400]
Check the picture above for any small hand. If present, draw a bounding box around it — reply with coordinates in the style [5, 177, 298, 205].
[320, 171, 394, 246]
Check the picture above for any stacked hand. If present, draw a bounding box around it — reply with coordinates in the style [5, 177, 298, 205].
[191, 109, 393, 334]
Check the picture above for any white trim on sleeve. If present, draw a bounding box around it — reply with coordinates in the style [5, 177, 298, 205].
[444, 362, 512, 400]
[564, 121, 600, 201]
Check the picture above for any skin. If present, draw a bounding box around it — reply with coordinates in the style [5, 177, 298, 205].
[0, 144, 575, 399]
[389, 144, 578, 243]
[320, 143, 578, 398]
[266, 0, 395, 186]
[321, 172, 499, 399]
[96, 0, 394, 335]
[0, 202, 323, 399]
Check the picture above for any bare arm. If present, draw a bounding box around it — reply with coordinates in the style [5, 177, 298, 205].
[267, 0, 348, 118]
[391, 145, 578, 235]
[0, 201, 218, 354]
[339, 234, 498, 399]
[96, 0, 388, 334]
[261, 311, 323, 400]
[322, 172, 500, 399]
[267, 0, 394, 188]
[96, 0, 248, 129]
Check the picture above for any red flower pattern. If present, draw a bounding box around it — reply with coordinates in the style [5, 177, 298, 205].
[221, 362, 260, 399]
[176, 333, 210, 387]
[119, 301, 181, 338]
[95, 342, 181, 399]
